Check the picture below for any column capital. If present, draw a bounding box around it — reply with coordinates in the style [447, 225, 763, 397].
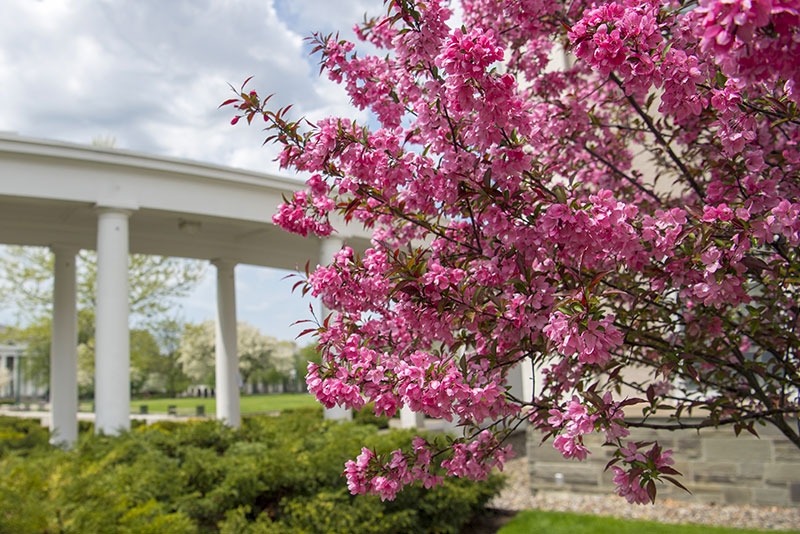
[321, 236, 344, 246]
[95, 206, 135, 217]
[211, 258, 238, 270]
[49, 243, 79, 256]
[319, 236, 345, 264]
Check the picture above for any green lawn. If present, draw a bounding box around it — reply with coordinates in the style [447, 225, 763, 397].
[498, 510, 799, 534]
[79, 393, 320, 416]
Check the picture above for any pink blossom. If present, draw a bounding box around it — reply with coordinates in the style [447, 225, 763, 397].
[611, 466, 652, 504]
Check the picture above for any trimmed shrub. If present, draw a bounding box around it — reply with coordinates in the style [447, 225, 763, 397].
[0, 413, 503, 533]
[0, 415, 49, 457]
[352, 402, 392, 429]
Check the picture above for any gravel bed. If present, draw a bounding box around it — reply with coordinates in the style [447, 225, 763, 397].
[490, 457, 800, 531]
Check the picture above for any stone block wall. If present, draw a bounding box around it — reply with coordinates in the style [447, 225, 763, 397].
[527, 418, 800, 507]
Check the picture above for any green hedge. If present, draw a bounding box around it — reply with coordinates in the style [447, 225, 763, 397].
[0, 416, 50, 457]
[351, 402, 392, 429]
[0, 409, 502, 533]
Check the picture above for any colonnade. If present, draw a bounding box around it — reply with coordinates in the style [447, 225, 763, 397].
[48, 208, 340, 445]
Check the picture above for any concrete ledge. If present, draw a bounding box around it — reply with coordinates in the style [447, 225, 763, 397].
[528, 417, 800, 507]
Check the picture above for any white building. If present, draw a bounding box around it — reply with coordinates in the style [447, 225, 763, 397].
[0, 339, 45, 400]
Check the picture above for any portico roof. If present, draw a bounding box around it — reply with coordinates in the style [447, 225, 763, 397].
[0, 133, 370, 270]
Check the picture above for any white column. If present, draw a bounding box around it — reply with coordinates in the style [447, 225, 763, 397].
[50, 245, 78, 446]
[506, 360, 534, 408]
[213, 259, 240, 428]
[319, 237, 352, 421]
[399, 406, 425, 429]
[505, 361, 533, 433]
[94, 209, 131, 435]
[1, 356, 9, 398]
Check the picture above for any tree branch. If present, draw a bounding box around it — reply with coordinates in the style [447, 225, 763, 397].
[609, 74, 705, 199]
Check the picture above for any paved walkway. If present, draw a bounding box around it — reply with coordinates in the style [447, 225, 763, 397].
[0, 405, 186, 426]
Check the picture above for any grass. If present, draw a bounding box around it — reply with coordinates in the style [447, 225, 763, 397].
[78, 393, 320, 416]
[497, 510, 800, 534]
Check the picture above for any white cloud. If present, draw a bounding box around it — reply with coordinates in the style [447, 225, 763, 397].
[274, 0, 382, 40]
[0, 0, 390, 341]
[0, 0, 356, 173]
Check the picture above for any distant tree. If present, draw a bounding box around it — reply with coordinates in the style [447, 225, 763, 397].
[149, 318, 192, 397]
[1, 310, 95, 392]
[237, 322, 277, 388]
[77, 320, 191, 398]
[261, 340, 298, 390]
[178, 321, 217, 388]
[177, 320, 293, 392]
[0, 246, 205, 391]
[76, 340, 94, 399]
[129, 329, 162, 397]
[91, 135, 117, 148]
[0, 246, 205, 327]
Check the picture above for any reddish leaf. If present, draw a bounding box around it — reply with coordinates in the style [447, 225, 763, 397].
[663, 476, 692, 494]
[659, 466, 682, 476]
[296, 328, 317, 339]
[646, 480, 657, 504]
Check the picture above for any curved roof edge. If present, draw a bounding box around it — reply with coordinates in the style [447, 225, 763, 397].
[0, 132, 304, 190]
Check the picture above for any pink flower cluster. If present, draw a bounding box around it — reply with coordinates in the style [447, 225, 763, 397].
[441, 431, 513, 479]
[436, 27, 504, 78]
[271, 184, 334, 237]
[610, 442, 676, 504]
[696, 0, 773, 55]
[544, 313, 624, 366]
[343, 434, 506, 501]
[569, 1, 663, 96]
[306, 362, 365, 411]
[548, 396, 598, 460]
[546, 394, 631, 461]
[693, 0, 800, 100]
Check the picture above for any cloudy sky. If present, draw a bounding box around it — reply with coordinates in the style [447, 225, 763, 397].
[0, 0, 389, 342]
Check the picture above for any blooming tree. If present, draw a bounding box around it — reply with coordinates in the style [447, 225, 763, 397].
[225, 0, 800, 503]
[178, 320, 292, 389]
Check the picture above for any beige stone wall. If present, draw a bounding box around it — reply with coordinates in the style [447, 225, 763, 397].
[527, 418, 800, 507]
